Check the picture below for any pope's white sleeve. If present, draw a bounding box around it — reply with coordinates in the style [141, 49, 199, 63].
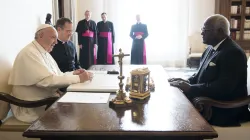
[36, 74, 80, 88]
[64, 71, 74, 75]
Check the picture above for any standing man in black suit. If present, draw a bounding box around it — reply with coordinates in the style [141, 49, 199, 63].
[76, 10, 98, 69]
[169, 14, 249, 126]
[97, 12, 115, 65]
[130, 14, 148, 64]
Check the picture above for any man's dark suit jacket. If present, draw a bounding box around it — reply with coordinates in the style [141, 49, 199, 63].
[50, 40, 81, 72]
[187, 37, 249, 126]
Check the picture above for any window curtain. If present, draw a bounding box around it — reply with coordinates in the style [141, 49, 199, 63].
[52, 0, 59, 25]
[102, 0, 189, 67]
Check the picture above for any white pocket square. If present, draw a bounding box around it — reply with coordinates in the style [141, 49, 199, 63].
[209, 62, 216, 66]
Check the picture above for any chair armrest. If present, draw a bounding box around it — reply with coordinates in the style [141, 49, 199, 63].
[0, 92, 58, 110]
[193, 96, 250, 120]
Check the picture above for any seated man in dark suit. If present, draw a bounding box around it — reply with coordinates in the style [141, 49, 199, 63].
[169, 14, 249, 126]
[50, 17, 81, 73]
[50, 17, 82, 92]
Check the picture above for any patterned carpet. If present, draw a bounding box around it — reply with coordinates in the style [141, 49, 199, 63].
[164, 67, 198, 79]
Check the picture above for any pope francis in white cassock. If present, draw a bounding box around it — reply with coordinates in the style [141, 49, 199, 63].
[8, 24, 91, 123]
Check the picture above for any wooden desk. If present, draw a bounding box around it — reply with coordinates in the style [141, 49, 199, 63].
[23, 65, 218, 140]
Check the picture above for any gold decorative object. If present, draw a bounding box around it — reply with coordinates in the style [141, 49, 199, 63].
[109, 48, 133, 107]
[126, 67, 155, 100]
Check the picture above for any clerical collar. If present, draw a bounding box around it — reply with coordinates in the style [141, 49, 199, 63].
[57, 38, 66, 44]
[213, 38, 226, 51]
[32, 40, 47, 54]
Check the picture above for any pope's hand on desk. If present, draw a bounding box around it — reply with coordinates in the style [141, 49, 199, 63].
[168, 78, 189, 83]
[88, 72, 94, 81]
[73, 68, 86, 75]
[170, 81, 191, 93]
[79, 71, 92, 82]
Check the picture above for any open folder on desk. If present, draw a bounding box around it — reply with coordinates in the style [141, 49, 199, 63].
[67, 71, 120, 92]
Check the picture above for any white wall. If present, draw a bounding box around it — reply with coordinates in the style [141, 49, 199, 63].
[188, 0, 215, 35]
[0, 0, 52, 93]
[75, 0, 215, 37]
[187, 0, 215, 54]
[76, 0, 104, 23]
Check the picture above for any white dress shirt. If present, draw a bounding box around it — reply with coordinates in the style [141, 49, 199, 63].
[8, 40, 80, 123]
[213, 38, 226, 51]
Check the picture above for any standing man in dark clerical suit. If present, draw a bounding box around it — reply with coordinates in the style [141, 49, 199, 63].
[130, 14, 148, 64]
[50, 17, 81, 73]
[169, 14, 249, 126]
[97, 12, 115, 64]
[76, 10, 98, 69]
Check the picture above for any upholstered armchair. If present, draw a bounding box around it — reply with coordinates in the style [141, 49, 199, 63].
[193, 58, 250, 140]
[0, 93, 58, 128]
[193, 97, 250, 140]
[0, 58, 58, 140]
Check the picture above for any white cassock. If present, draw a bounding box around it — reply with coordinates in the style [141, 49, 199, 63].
[8, 40, 80, 123]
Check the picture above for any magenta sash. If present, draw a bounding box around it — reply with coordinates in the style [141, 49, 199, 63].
[99, 32, 113, 64]
[135, 32, 146, 64]
[94, 45, 96, 64]
[82, 30, 96, 64]
[82, 30, 94, 37]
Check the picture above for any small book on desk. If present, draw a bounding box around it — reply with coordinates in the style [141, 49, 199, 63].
[67, 71, 120, 92]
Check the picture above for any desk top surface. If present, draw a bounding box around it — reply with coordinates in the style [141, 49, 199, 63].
[23, 65, 217, 139]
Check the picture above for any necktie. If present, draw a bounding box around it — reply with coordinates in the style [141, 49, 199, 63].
[208, 49, 215, 59]
[197, 49, 215, 83]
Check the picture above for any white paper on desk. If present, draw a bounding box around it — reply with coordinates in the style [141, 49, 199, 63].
[67, 74, 119, 92]
[58, 92, 110, 103]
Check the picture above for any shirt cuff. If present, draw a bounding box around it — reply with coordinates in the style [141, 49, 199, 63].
[65, 71, 74, 76]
